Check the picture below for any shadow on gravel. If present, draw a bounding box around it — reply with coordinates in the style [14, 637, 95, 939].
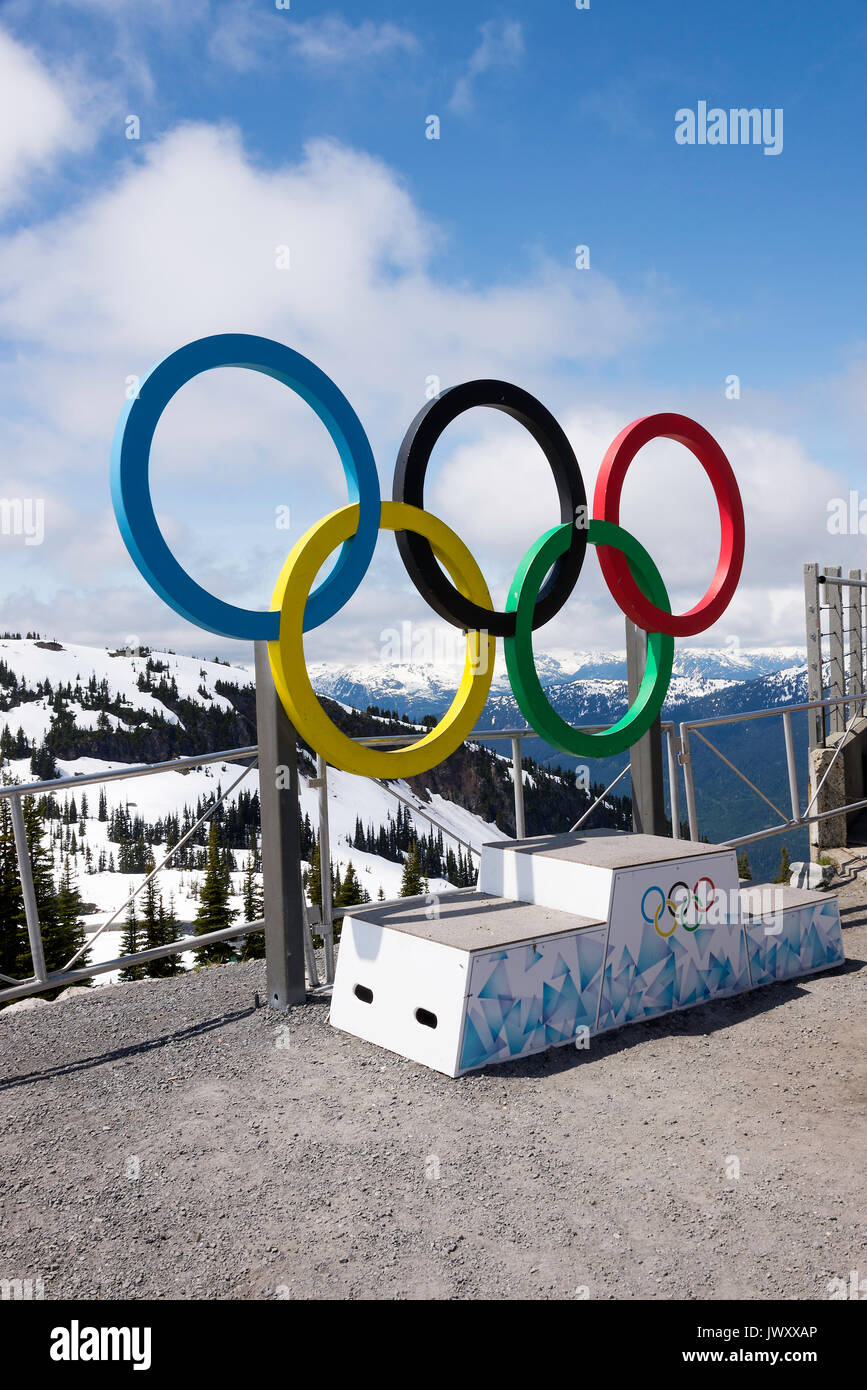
[838, 903, 867, 924]
[0, 1005, 255, 1092]
[467, 962, 861, 1082]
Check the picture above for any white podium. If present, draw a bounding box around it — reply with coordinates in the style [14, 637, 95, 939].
[330, 831, 845, 1076]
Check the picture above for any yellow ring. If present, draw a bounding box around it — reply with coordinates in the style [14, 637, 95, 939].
[654, 906, 677, 939]
[268, 501, 496, 777]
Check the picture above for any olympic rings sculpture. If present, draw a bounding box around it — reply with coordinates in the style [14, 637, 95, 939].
[641, 878, 717, 939]
[111, 333, 745, 778]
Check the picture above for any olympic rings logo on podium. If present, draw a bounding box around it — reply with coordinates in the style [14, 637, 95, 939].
[110, 334, 745, 778]
[641, 878, 717, 938]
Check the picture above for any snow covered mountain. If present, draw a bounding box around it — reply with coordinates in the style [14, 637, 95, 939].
[2, 636, 806, 759]
[0, 638, 254, 747]
[307, 646, 807, 718]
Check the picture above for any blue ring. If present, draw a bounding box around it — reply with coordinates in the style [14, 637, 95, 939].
[641, 885, 665, 925]
[110, 334, 381, 639]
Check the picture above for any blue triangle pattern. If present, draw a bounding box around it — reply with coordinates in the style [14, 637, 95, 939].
[479, 960, 513, 1000]
[459, 1015, 490, 1071]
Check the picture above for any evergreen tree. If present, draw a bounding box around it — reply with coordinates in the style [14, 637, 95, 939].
[193, 822, 237, 964]
[139, 860, 161, 956]
[119, 894, 146, 982]
[307, 836, 323, 908]
[53, 857, 90, 979]
[773, 844, 792, 884]
[400, 842, 427, 898]
[737, 851, 752, 881]
[0, 792, 24, 982]
[240, 852, 265, 960]
[20, 796, 63, 977]
[147, 890, 183, 979]
[336, 861, 365, 908]
[30, 740, 57, 781]
[241, 852, 265, 921]
[0, 726, 14, 763]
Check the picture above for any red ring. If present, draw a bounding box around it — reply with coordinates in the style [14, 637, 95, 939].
[592, 413, 745, 637]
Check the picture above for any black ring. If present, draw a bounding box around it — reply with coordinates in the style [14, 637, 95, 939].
[666, 882, 691, 922]
[392, 380, 588, 637]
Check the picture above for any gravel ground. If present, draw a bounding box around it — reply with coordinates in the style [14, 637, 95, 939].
[0, 880, 864, 1302]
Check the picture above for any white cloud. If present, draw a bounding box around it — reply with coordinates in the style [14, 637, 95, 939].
[1, 1, 204, 102]
[0, 26, 92, 210]
[206, 2, 273, 74]
[0, 114, 848, 658]
[0, 119, 653, 653]
[449, 19, 524, 115]
[287, 16, 418, 66]
[0, 123, 647, 426]
[7, 4, 416, 88]
[207, 7, 418, 74]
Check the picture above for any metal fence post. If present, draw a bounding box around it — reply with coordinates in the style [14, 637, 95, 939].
[848, 569, 863, 705]
[782, 710, 801, 823]
[666, 728, 682, 840]
[824, 565, 845, 735]
[253, 642, 306, 1008]
[679, 726, 700, 841]
[626, 619, 665, 834]
[510, 736, 526, 839]
[804, 563, 824, 749]
[10, 793, 47, 983]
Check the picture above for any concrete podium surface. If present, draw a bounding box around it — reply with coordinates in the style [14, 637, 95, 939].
[483, 828, 735, 868]
[342, 888, 603, 948]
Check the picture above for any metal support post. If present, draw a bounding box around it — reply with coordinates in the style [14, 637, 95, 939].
[625, 619, 665, 835]
[511, 736, 526, 839]
[253, 641, 307, 1008]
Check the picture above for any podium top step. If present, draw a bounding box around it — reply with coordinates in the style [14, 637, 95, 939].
[342, 888, 604, 952]
[482, 829, 732, 870]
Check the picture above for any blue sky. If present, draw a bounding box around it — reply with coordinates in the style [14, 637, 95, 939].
[0, 1, 865, 664]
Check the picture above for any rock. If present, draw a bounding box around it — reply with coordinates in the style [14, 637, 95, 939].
[789, 861, 833, 890]
[2, 995, 50, 1014]
[56, 987, 91, 1001]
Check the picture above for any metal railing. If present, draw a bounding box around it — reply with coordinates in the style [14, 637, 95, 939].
[678, 690, 867, 848]
[348, 721, 681, 845]
[0, 719, 683, 1006]
[804, 564, 867, 747]
[0, 746, 263, 1005]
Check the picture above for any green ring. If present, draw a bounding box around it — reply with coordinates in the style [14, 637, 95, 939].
[504, 518, 674, 758]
